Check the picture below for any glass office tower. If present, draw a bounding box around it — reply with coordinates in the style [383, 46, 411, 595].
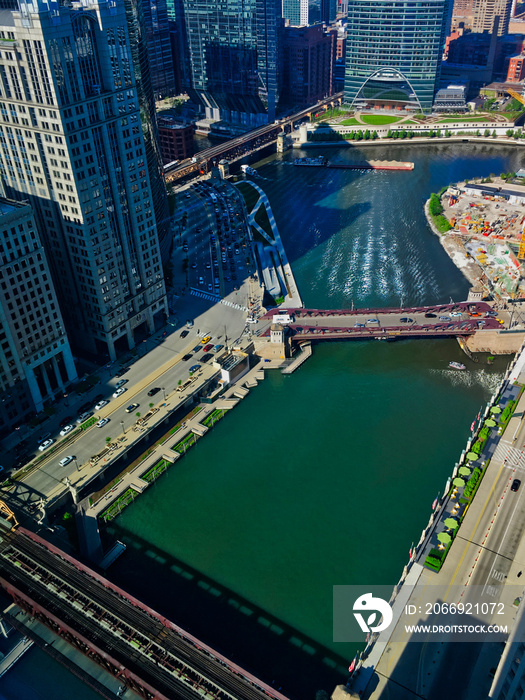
[344, 0, 450, 112]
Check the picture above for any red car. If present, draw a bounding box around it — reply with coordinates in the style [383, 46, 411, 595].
[202, 343, 213, 352]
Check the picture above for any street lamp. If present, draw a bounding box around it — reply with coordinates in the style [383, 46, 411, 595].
[120, 420, 125, 435]
[162, 387, 167, 401]
[73, 457, 79, 471]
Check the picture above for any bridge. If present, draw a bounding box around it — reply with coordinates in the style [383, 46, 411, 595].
[165, 92, 344, 185]
[0, 522, 289, 700]
[263, 301, 502, 342]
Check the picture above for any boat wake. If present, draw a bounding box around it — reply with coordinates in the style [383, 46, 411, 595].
[429, 367, 505, 393]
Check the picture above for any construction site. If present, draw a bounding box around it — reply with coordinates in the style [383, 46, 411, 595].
[440, 178, 525, 299]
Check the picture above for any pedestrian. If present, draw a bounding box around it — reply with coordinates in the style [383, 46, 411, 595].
[518, 571, 522, 578]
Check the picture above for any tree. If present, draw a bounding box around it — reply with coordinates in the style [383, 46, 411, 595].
[136, 412, 141, 418]
[149, 403, 154, 409]
[387, 129, 392, 139]
[364, 129, 371, 140]
[492, 130, 497, 138]
[484, 129, 491, 137]
[105, 436, 111, 444]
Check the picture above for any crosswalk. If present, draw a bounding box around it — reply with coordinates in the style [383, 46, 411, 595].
[492, 441, 525, 473]
[189, 288, 248, 312]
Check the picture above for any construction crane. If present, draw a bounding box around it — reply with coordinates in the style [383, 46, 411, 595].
[507, 87, 525, 259]
[506, 88, 525, 107]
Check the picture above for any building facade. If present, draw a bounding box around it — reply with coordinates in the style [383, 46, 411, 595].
[142, 0, 177, 100]
[344, 0, 451, 112]
[472, 0, 512, 35]
[0, 199, 76, 433]
[507, 53, 525, 80]
[0, 0, 168, 360]
[282, 0, 337, 25]
[281, 25, 334, 105]
[157, 117, 193, 163]
[181, 0, 281, 126]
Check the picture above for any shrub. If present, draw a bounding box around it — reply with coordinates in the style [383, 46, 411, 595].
[429, 193, 443, 216]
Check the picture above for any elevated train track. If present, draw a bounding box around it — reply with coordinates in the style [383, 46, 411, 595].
[0, 526, 290, 700]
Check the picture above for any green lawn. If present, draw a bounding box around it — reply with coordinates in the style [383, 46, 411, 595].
[436, 116, 493, 123]
[340, 118, 360, 126]
[360, 115, 404, 125]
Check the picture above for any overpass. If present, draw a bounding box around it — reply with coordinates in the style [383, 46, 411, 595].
[263, 301, 502, 342]
[0, 523, 289, 700]
[165, 92, 344, 185]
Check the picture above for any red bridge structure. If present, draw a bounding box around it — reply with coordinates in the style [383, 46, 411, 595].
[0, 522, 290, 700]
[263, 301, 501, 343]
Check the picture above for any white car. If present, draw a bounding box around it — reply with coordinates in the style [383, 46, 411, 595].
[59, 456, 74, 467]
[96, 418, 110, 428]
[450, 311, 462, 317]
[38, 439, 54, 452]
[112, 387, 127, 398]
[59, 424, 74, 437]
[94, 399, 109, 410]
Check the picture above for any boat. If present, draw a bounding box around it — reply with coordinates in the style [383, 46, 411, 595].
[449, 361, 466, 370]
[293, 156, 326, 167]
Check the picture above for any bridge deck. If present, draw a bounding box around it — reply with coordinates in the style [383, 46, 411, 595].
[0, 528, 289, 700]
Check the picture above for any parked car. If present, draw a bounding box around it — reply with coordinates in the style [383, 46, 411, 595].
[94, 399, 109, 410]
[77, 411, 94, 424]
[512, 479, 521, 492]
[189, 364, 201, 373]
[201, 353, 213, 363]
[147, 387, 161, 397]
[59, 424, 74, 437]
[114, 379, 128, 389]
[92, 394, 104, 404]
[115, 366, 130, 378]
[38, 439, 54, 452]
[112, 387, 127, 398]
[59, 416, 73, 428]
[96, 418, 110, 428]
[125, 403, 139, 413]
[78, 402, 92, 414]
[180, 330, 189, 338]
[59, 456, 75, 467]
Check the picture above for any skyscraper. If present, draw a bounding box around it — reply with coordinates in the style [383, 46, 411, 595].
[0, 198, 76, 433]
[282, 0, 337, 25]
[143, 0, 177, 100]
[180, 0, 281, 126]
[472, 0, 511, 35]
[344, 0, 450, 113]
[0, 0, 168, 360]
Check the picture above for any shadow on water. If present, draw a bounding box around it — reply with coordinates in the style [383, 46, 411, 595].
[104, 520, 348, 700]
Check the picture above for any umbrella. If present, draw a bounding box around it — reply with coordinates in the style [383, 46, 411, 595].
[466, 452, 478, 461]
[444, 518, 459, 530]
[458, 466, 471, 476]
[490, 406, 502, 414]
[485, 419, 496, 427]
[453, 477, 465, 487]
[437, 532, 452, 544]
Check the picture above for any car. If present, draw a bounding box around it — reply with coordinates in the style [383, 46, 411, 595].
[400, 317, 413, 323]
[182, 353, 192, 361]
[112, 387, 127, 398]
[38, 439, 54, 452]
[246, 317, 257, 324]
[148, 387, 161, 397]
[439, 316, 451, 321]
[114, 379, 128, 389]
[59, 424, 74, 437]
[201, 335, 211, 344]
[78, 401, 92, 414]
[497, 319, 504, 325]
[424, 312, 437, 318]
[180, 330, 189, 338]
[125, 403, 139, 413]
[202, 343, 213, 352]
[115, 366, 130, 378]
[59, 416, 73, 428]
[36, 432, 51, 445]
[189, 364, 201, 373]
[354, 323, 365, 328]
[208, 284, 213, 291]
[59, 456, 75, 467]
[450, 311, 462, 317]
[192, 344, 202, 353]
[366, 319, 379, 324]
[213, 344, 224, 352]
[201, 353, 213, 363]
[94, 399, 109, 410]
[77, 411, 94, 424]
[191, 262, 197, 269]
[96, 417, 110, 428]
[93, 394, 104, 403]
[511, 479, 521, 492]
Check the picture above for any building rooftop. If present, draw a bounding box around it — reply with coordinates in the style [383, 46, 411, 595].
[0, 198, 25, 218]
[220, 352, 247, 372]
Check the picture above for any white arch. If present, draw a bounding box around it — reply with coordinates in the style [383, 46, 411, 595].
[351, 68, 423, 112]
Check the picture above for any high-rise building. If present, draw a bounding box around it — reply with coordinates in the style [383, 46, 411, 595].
[157, 117, 193, 163]
[0, 0, 168, 361]
[124, 0, 171, 263]
[344, 0, 450, 112]
[472, 0, 512, 35]
[141, 0, 177, 100]
[282, 0, 337, 25]
[0, 198, 76, 433]
[281, 25, 334, 105]
[180, 0, 281, 126]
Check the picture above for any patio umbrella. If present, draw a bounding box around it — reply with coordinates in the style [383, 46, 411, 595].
[458, 466, 471, 476]
[453, 477, 466, 487]
[437, 532, 452, 544]
[485, 419, 496, 427]
[490, 406, 502, 414]
[466, 452, 479, 461]
[444, 518, 459, 530]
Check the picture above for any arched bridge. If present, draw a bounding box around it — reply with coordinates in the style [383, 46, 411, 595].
[263, 301, 502, 342]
